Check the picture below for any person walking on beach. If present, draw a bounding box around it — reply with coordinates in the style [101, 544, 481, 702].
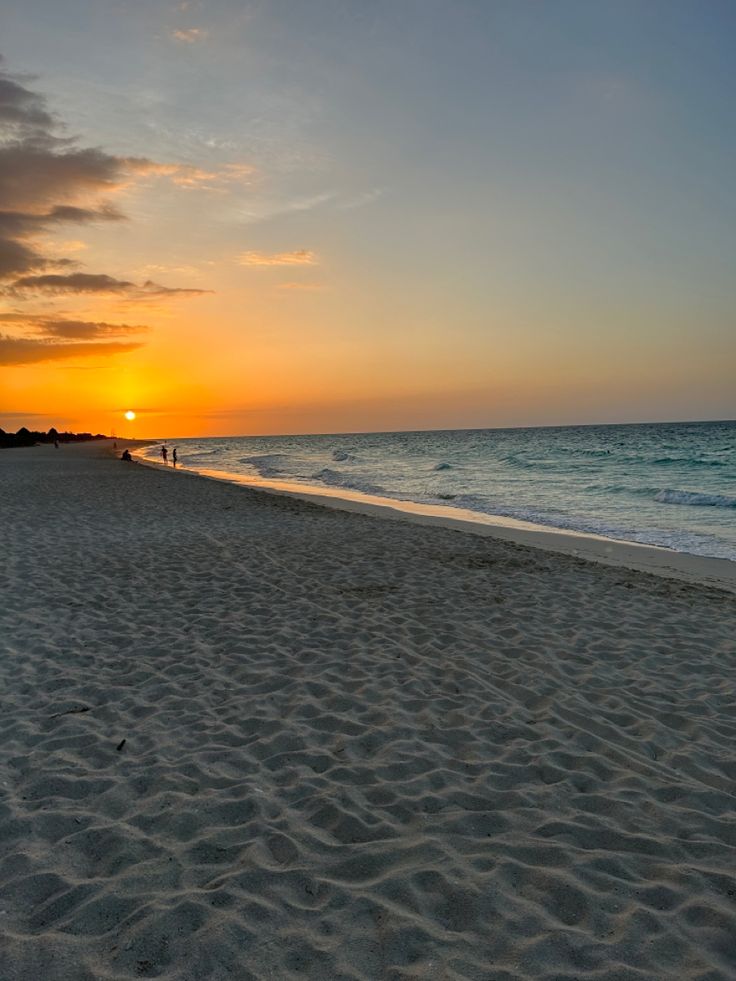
[172, 448, 178, 467]
[161, 444, 168, 465]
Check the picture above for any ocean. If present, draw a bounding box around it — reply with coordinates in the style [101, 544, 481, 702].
[139, 420, 736, 561]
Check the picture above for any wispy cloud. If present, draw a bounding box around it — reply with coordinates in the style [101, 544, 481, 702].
[171, 28, 207, 44]
[237, 249, 317, 267]
[0, 410, 56, 418]
[43, 238, 88, 255]
[338, 187, 384, 211]
[130, 159, 254, 190]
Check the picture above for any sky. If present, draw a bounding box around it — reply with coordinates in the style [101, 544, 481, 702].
[0, 0, 734, 437]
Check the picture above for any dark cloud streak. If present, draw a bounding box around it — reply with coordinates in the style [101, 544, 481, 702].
[7, 272, 211, 297]
[0, 313, 150, 339]
[0, 334, 143, 365]
[11, 272, 136, 293]
[37, 318, 150, 339]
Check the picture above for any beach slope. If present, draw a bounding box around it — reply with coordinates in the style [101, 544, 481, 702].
[1, 443, 735, 980]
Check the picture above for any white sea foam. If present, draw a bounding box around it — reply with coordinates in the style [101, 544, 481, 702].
[655, 489, 736, 508]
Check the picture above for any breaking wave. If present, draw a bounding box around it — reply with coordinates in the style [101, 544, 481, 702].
[654, 489, 736, 509]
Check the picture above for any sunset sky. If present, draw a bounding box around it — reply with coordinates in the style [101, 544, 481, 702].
[1, 0, 735, 437]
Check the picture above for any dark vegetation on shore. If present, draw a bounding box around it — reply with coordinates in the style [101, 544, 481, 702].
[0, 427, 108, 448]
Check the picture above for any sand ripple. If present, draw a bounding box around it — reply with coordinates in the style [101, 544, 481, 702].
[1, 445, 735, 979]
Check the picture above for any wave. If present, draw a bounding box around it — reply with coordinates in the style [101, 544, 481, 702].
[180, 448, 221, 462]
[652, 456, 728, 467]
[558, 446, 612, 458]
[331, 449, 356, 463]
[240, 453, 289, 478]
[654, 489, 736, 509]
[501, 453, 553, 471]
[503, 449, 731, 472]
[312, 468, 385, 496]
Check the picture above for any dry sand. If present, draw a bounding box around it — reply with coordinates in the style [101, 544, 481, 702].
[1, 441, 736, 980]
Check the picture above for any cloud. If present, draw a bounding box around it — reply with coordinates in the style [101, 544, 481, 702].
[138, 279, 212, 298]
[0, 410, 55, 419]
[45, 238, 88, 255]
[0, 334, 143, 365]
[0, 69, 54, 133]
[222, 163, 255, 182]
[171, 28, 207, 43]
[43, 320, 147, 339]
[129, 159, 218, 186]
[130, 158, 254, 189]
[6, 272, 212, 298]
[237, 249, 317, 267]
[0, 235, 42, 278]
[0, 205, 122, 237]
[0, 310, 149, 363]
[9, 272, 135, 293]
[0, 57, 214, 326]
[0, 145, 129, 215]
[338, 187, 384, 211]
[0, 205, 121, 278]
[0, 314, 149, 339]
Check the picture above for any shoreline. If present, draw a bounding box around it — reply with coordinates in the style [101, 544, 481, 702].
[133, 448, 736, 594]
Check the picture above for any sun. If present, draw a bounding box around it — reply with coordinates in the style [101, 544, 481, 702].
[124, 410, 136, 421]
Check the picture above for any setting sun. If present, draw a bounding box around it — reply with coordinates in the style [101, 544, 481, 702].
[124, 410, 136, 421]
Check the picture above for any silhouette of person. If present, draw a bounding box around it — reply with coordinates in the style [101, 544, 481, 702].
[172, 448, 178, 467]
[121, 449, 132, 461]
[161, 445, 168, 464]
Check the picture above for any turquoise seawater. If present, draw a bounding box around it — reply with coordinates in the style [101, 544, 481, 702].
[141, 421, 736, 560]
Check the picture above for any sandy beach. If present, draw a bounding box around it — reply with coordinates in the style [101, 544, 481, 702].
[2, 441, 736, 980]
